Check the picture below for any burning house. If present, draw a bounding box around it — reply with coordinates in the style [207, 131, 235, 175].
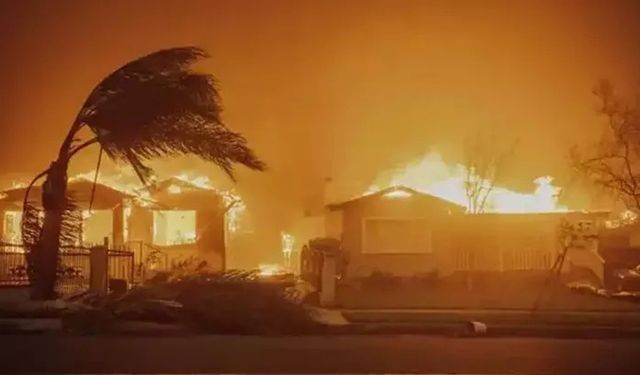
[312, 151, 620, 286]
[0, 175, 233, 273]
[127, 177, 227, 270]
[325, 185, 609, 282]
[0, 178, 132, 247]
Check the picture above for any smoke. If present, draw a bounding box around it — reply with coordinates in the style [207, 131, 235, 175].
[1, 0, 640, 266]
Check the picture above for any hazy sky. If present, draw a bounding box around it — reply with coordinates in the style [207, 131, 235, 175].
[1, 0, 639, 215]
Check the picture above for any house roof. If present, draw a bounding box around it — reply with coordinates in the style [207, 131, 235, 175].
[150, 177, 222, 210]
[0, 178, 132, 210]
[327, 185, 466, 212]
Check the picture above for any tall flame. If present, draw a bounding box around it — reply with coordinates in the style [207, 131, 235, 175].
[69, 169, 248, 233]
[366, 152, 567, 213]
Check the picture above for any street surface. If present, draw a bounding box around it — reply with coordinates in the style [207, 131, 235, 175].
[0, 334, 638, 373]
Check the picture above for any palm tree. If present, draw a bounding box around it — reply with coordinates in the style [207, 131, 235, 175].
[21, 47, 266, 299]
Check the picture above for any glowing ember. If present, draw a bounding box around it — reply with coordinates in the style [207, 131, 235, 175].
[10, 181, 26, 189]
[71, 168, 154, 204]
[258, 263, 286, 276]
[383, 187, 413, 199]
[366, 151, 568, 213]
[167, 184, 182, 194]
[605, 209, 638, 228]
[174, 173, 212, 190]
[1, 211, 22, 244]
[281, 232, 295, 269]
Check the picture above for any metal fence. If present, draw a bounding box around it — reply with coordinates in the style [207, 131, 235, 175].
[107, 249, 135, 284]
[0, 243, 134, 294]
[451, 247, 553, 272]
[123, 240, 169, 282]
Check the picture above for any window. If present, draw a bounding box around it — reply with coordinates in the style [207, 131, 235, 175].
[81, 210, 113, 246]
[362, 218, 431, 254]
[153, 210, 196, 246]
[2, 211, 22, 244]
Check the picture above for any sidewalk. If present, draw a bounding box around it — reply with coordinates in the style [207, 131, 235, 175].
[338, 308, 640, 338]
[342, 307, 640, 325]
[2, 305, 640, 338]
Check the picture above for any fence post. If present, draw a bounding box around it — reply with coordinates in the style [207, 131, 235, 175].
[90, 246, 108, 295]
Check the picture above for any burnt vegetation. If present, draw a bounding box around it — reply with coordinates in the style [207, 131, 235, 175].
[572, 80, 640, 210]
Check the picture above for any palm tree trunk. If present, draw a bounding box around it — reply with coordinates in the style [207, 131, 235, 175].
[30, 160, 68, 300]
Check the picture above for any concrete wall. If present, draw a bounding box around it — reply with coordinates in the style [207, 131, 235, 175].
[338, 194, 457, 277]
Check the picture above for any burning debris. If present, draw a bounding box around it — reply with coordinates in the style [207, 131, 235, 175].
[258, 263, 287, 277]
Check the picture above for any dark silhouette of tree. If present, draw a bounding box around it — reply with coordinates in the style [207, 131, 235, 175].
[463, 132, 515, 213]
[22, 47, 266, 299]
[571, 80, 640, 211]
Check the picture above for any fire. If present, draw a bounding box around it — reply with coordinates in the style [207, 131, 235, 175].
[605, 209, 638, 228]
[367, 151, 568, 213]
[167, 184, 182, 194]
[171, 173, 247, 234]
[257, 263, 286, 276]
[71, 168, 153, 203]
[281, 232, 295, 270]
[69, 169, 248, 234]
[174, 173, 212, 189]
[10, 181, 26, 189]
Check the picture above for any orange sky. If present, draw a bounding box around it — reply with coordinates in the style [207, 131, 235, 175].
[1, 0, 639, 224]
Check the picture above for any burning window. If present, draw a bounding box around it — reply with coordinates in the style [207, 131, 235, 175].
[81, 210, 113, 246]
[362, 218, 432, 254]
[152, 210, 196, 246]
[2, 211, 22, 244]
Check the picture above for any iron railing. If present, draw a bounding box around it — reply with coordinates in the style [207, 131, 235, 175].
[124, 240, 169, 281]
[0, 243, 135, 293]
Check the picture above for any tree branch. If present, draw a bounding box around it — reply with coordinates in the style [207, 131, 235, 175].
[67, 137, 99, 160]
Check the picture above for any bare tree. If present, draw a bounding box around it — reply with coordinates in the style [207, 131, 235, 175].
[571, 80, 640, 211]
[463, 132, 514, 213]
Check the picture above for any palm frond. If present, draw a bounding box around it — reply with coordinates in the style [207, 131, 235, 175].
[76, 47, 265, 184]
[21, 201, 43, 250]
[21, 195, 83, 250]
[59, 195, 82, 247]
[22, 194, 82, 287]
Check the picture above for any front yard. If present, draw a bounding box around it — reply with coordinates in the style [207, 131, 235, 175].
[336, 271, 640, 311]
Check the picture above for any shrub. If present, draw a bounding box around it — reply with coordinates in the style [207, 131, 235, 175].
[65, 270, 323, 335]
[362, 270, 401, 289]
[411, 270, 439, 288]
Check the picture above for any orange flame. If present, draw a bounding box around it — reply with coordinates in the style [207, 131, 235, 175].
[70, 169, 247, 233]
[257, 263, 287, 276]
[366, 151, 568, 213]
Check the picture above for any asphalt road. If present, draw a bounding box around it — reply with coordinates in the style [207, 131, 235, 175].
[0, 334, 638, 374]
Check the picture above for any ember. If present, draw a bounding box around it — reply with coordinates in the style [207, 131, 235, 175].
[258, 263, 286, 277]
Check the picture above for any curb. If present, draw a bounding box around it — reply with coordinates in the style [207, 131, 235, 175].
[2, 318, 640, 339]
